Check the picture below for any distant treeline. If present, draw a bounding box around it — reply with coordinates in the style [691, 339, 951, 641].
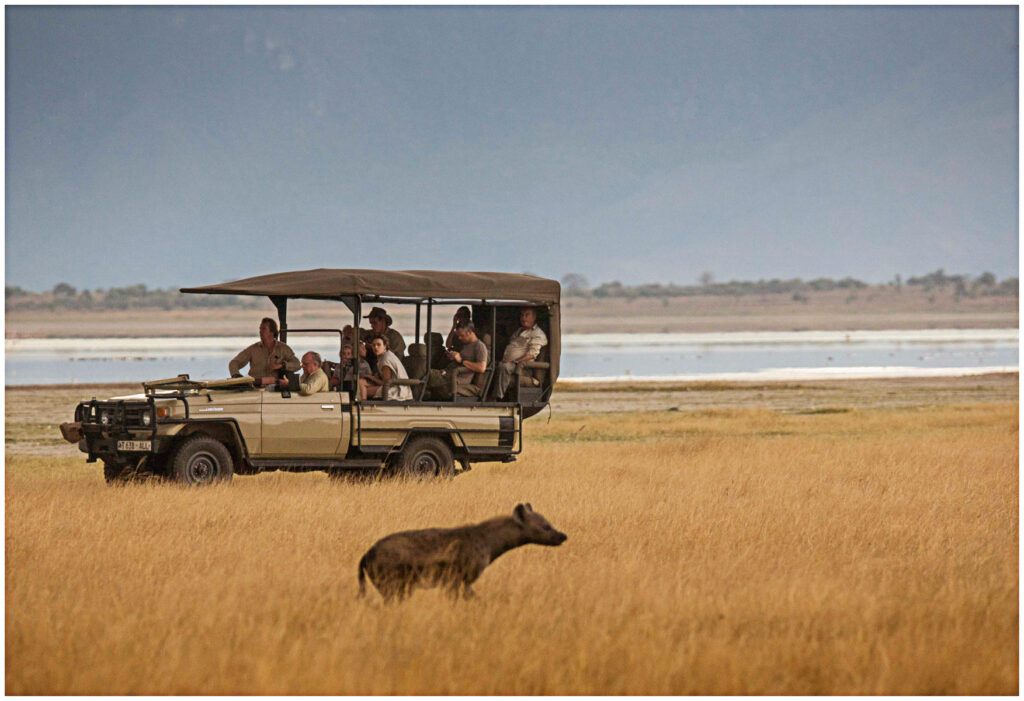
[4, 283, 264, 311]
[561, 270, 1018, 300]
[5, 269, 1018, 311]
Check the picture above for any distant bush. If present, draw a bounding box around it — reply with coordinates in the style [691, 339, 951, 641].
[6, 284, 264, 312]
[6, 271, 1017, 311]
[590, 277, 862, 299]
[980, 278, 1019, 297]
[584, 271, 1012, 300]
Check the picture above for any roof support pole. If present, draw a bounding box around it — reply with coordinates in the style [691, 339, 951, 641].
[270, 296, 288, 343]
[426, 300, 433, 373]
[353, 296, 361, 397]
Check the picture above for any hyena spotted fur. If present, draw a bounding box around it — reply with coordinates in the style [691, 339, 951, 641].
[358, 503, 567, 601]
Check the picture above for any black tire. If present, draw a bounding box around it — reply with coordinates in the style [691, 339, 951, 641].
[168, 435, 234, 486]
[395, 436, 455, 480]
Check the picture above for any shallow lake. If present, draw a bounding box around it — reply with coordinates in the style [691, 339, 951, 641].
[4, 329, 1017, 385]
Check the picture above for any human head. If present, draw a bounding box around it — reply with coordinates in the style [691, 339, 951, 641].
[342, 344, 354, 361]
[370, 335, 390, 356]
[456, 322, 477, 344]
[259, 317, 279, 344]
[364, 307, 392, 334]
[454, 306, 471, 325]
[301, 351, 321, 374]
[519, 307, 537, 329]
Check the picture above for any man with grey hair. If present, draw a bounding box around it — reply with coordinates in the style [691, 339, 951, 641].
[494, 307, 547, 400]
[280, 350, 329, 396]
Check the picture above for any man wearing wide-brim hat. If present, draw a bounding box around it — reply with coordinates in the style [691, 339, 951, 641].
[360, 306, 406, 362]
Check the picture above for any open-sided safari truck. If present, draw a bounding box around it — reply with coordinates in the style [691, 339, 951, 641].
[60, 269, 561, 485]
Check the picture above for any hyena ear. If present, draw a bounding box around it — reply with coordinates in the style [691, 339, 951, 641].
[525, 503, 533, 512]
[513, 504, 528, 523]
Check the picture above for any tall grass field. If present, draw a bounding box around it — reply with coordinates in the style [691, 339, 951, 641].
[5, 401, 1018, 694]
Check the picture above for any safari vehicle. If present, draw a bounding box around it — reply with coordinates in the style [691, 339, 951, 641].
[60, 269, 560, 485]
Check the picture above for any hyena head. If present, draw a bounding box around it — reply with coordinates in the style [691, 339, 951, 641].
[513, 503, 568, 546]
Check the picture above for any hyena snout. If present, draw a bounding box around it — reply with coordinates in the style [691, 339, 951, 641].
[515, 503, 568, 546]
[533, 526, 567, 546]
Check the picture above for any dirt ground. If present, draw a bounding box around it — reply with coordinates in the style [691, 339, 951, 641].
[5, 285, 1017, 337]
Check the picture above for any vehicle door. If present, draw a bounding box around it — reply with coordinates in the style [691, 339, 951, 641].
[261, 390, 346, 456]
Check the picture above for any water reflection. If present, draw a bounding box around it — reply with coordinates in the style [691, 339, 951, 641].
[4, 330, 1018, 385]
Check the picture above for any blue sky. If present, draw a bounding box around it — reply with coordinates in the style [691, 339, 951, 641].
[5, 6, 1018, 291]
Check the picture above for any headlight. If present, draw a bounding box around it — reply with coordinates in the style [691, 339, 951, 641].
[100, 413, 110, 426]
[141, 413, 152, 426]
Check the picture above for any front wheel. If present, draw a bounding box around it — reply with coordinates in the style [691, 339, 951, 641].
[169, 436, 234, 486]
[394, 436, 455, 480]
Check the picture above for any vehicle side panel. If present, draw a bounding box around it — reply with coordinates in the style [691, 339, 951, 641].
[355, 404, 518, 452]
[195, 391, 263, 454]
[261, 391, 347, 457]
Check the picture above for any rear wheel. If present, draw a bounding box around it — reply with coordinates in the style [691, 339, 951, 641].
[169, 435, 234, 486]
[395, 436, 455, 480]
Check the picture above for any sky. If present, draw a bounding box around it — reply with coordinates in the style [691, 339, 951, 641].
[5, 5, 1018, 292]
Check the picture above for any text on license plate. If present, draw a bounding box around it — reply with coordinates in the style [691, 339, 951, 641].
[117, 440, 151, 452]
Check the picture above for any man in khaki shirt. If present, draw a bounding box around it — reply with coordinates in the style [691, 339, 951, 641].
[228, 317, 300, 386]
[282, 351, 329, 396]
[494, 307, 547, 400]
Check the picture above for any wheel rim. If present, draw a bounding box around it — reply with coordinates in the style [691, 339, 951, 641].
[186, 450, 220, 483]
[411, 450, 441, 476]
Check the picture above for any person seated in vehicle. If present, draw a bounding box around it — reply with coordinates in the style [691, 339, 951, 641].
[344, 306, 405, 374]
[228, 317, 301, 387]
[278, 351, 329, 395]
[358, 335, 412, 401]
[445, 306, 472, 352]
[362, 306, 405, 357]
[493, 307, 548, 400]
[331, 343, 372, 390]
[425, 322, 488, 400]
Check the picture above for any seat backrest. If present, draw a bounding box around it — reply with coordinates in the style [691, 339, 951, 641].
[526, 345, 549, 387]
[403, 343, 427, 379]
[321, 359, 338, 380]
[423, 332, 445, 369]
[478, 367, 495, 392]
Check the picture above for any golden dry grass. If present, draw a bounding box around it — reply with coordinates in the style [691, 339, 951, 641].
[5, 402, 1018, 694]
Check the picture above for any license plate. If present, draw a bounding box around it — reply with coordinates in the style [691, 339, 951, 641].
[117, 440, 151, 452]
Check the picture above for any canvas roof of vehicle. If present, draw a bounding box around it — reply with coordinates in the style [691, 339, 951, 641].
[180, 268, 561, 304]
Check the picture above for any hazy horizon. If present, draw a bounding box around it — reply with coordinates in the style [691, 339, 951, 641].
[6, 6, 1018, 291]
[4, 265, 1016, 296]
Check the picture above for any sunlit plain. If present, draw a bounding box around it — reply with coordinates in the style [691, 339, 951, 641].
[5, 399, 1017, 694]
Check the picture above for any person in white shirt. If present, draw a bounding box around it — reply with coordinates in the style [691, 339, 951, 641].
[494, 307, 547, 400]
[358, 335, 412, 401]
